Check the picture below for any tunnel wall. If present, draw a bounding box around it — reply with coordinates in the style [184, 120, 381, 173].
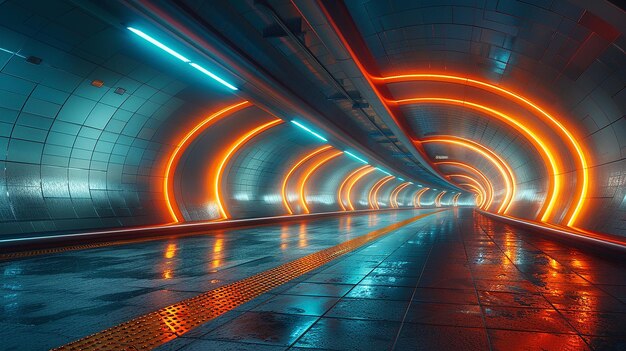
[326, 0, 626, 235]
[0, 0, 441, 238]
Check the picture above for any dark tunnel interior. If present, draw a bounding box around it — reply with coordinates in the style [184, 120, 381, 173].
[0, 0, 625, 350]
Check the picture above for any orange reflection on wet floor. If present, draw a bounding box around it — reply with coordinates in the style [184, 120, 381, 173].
[298, 222, 308, 248]
[280, 225, 289, 251]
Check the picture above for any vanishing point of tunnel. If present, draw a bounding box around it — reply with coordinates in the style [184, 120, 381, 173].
[0, 0, 625, 350]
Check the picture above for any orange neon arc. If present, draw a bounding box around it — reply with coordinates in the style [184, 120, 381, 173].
[317, 7, 589, 226]
[338, 165, 371, 211]
[449, 174, 487, 208]
[413, 188, 429, 207]
[282, 145, 333, 215]
[215, 119, 283, 219]
[373, 73, 589, 227]
[434, 191, 447, 207]
[452, 193, 461, 206]
[420, 136, 516, 214]
[436, 161, 494, 211]
[346, 167, 375, 210]
[389, 182, 410, 208]
[164, 101, 251, 223]
[461, 183, 483, 206]
[298, 151, 343, 214]
[368, 176, 394, 209]
[391, 97, 558, 221]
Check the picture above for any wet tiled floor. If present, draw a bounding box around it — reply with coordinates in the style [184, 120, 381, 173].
[2, 208, 626, 350]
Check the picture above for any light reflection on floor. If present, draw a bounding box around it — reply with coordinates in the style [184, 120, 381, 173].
[1, 208, 625, 351]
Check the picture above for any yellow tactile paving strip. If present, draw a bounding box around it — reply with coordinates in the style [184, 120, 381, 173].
[0, 241, 138, 261]
[51, 209, 445, 351]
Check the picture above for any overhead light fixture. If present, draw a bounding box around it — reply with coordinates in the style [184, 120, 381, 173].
[128, 27, 238, 91]
[398, 177, 405, 181]
[189, 63, 238, 91]
[344, 151, 367, 164]
[127, 27, 190, 62]
[291, 120, 328, 142]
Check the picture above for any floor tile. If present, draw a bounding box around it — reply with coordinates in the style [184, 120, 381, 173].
[477, 290, 552, 308]
[345, 285, 414, 301]
[482, 307, 576, 334]
[393, 323, 489, 351]
[582, 335, 626, 351]
[283, 282, 353, 297]
[412, 288, 479, 305]
[488, 329, 590, 351]
[560, 310, 626, 336]
[294, 317, 400, 350]
[325, 298, 409, 322]
[252, 295, 339, 316]
[405, 302, 483, 327]
[203, 312, 317, 346]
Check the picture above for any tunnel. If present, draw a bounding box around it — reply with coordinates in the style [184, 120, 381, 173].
[0, 0, 625, 350]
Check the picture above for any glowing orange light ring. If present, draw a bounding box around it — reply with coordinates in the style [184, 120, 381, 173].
[420, 136, 515, 214]
[389, 182, 411, 208]
[395, 182, 412, 207]
[412, 188, 429, 207]
[452, 193, 461, 206]
[416, 188, 431, 207]
[460, 183, 483, 207]
[374, 73, 589, 226]
[215, 119, 283, 219]
[346, 167, 375, 210]
[282, 145, 333, 214]
[447, 174, 487, 208]
[164, 101, 251, 223]
[436, 161, 494, 211]
[368, 176, 394, 209]
[390, 97, 557, 222]
[298, 151, 344, 214]
[337, 165, 371, 211]
[434, 191, 447, 207]
[448, 174, 487, 208]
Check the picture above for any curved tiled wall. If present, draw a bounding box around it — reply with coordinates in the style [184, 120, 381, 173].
[0, 0, 623, 239]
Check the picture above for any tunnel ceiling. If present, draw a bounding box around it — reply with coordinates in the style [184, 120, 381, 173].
[0, 0, 624, 237]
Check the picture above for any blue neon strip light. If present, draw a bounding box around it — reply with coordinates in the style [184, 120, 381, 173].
[398, 178, 405, 181]
[376, 167, 392, 176]
[189, 63, 238, 91]
[291, 121, 328, 142]
[344, 151, 367, 164]
[128, 27, 238, 91]
[127, 27, 190, 62]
